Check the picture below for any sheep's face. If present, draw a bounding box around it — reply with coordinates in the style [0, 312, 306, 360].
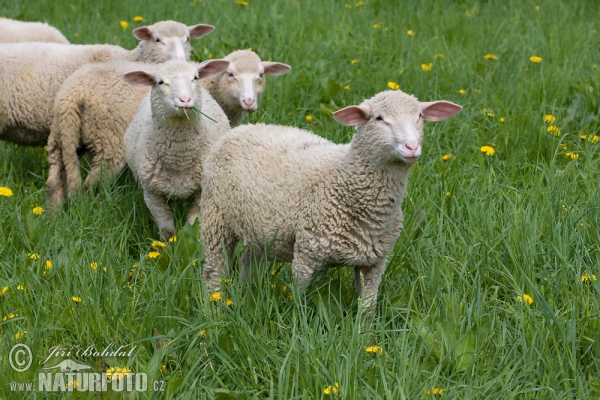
[133, 21, 214, 63]
[333, 90, 462, 165]
[123, 60, 230, 120]
[221, 50, 291, 113]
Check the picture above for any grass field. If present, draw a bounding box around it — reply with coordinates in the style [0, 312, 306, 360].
[1, 0, 600, 398]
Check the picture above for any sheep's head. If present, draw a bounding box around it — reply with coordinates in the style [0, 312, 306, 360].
[132, 20, 214, 63]
[219, 50, 291, 113]
[123, 60, 229, 119]
[333, 90, 462, 164]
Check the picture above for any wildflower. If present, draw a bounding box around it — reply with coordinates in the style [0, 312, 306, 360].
[234, 0, 248, 5]
[28, 253, 40, 260]
[435, 54, 444, 58]
[324, 382, 340, 395]
[161, 365, 167, 374]
[226, 299, 234, 306]
[559, 143, 567, 151]
[106, 367, 131, 380]
[16, 285, 25, 290]
[517, 293, 533, 304]
[484, 54, 497, 60]
[544, 114, 556, 123]
[355, 1, 364, 6]
[547, 125, 560, 136]
[209, 292, 222, 302]
[151, 240, 167, 249]
[499, 117, 505, 123]
[199, 330, 206, 337]
[580, 134, 598, 143]
[344, 84, 350, 90]
[424, 387, 445, 396]
[365, 345, 384, 354]
[562, 204, 573, 211]
[271, 270, 276, 275]
[120, 21, 128, 29]
[289, 295, 294, 301]
[134, 16, 144, 22]
[530, 56, 542, 63]
[441, 154, 451, 161]
[581, 273, 597, 283]
[351, 59, 359, 65]
[535, 5, 539, 10]
[90, 262, 98, 270]
[45, 260, 52, 269]
[0, 286, 8, 296]
[15, 330, 27, 339]
[421, 63, 433, 72]
[345, 4, 352, 8]
[146, 251, 160, 259]
[306, 115, 313, 122]
[32, 206, 44, 215]
[480, 145, 495, 156]
[458, 89, 466, 94]
[407, 30, 414, 36]
[168, 236, 177, 242]
[388, 81, 399, 90]
[69, 380, 78, 389]
[72, 296, 82, 303]
[373, 23, 382, 29]
[446, 192, 451, 197]
[565, 152, 579, 160]
[282, 285, 287, 292]
[0, 186, 13, 197]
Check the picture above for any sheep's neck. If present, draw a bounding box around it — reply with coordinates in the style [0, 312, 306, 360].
[151, 116, 204, 170]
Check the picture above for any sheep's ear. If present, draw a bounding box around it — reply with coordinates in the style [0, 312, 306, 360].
[197, 60, 230, 79]
[420, 101, 462, 121]
[262, 62, 291, 76]
[132, 26, 153, 41]
[188, 24, 215, 39]
[123, 71, 155, 87]
[332, 105, 371, 126]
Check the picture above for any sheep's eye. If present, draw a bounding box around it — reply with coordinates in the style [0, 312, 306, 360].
[228, 72, 234, 78]
[419, 113, 424, 119]
[194, 76, 199, 80]
[186, 37, 190, 42]
[259, 73, 264, 78]
[154, 38, 161, 43]
[374, 116, 383, 121]
[157, 80, 164, 85]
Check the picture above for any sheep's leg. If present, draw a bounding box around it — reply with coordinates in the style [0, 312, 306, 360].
[240, 246, 265, 284]
[83, 154, 127, 193]
[185, 191, 202, 227]
[354, 259, 387, 312]
[291, 246, 323, 293]
[143, 190, 175, 241]
[46, 128, 66, 207]
[201, 201, 236, 292]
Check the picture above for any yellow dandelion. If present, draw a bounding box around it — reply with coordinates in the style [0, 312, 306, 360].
[69, 380, 78, 389]
[324, 382, 340, 395]
[120, 21, 128, 29]
[547, 125, 560, 136]
[581, 273, 597, 283]
[151, 240, 167, 249]
[421, 63, 433, 72]
[365, 345, 384, 354]
[373, 23, 382, 29]
[226, 299, 234, 306]
[0, 286, 8, 296]
[234, 0, 248, 5]
[355, 1, 364, 6]
[146, 251, 160, 259]
[306, 115, 313, 122]
[530, 56, 542, 63]
[282, 285, 287, 292]
[424, 387, 445, 396]
[15, 330, 27, 339]
[168, 235, 177, 242]
[289, 294, 294, 301]
[351, 59, 359, 65]
[2, 312, 18, 321]
[28, 253, 40, 260]
[199, 330, 206, 337]
[559, 143, 567, 151]
[580, 134, 598, 143]
[565, 152, 579, 160]
[435, 54, 444, 58]
[344, 84, 350, 90]
[134, 16, 144, 22]
[499, 117, 505, 123]
[458, 89, 466, 94]
[72, 296, 82, 303]
[90, 262, 98, 270]
[544, 114, 556, 123]
[441, 154, 451, 161]
[407, 30, 414, 36]
[388, 81, 399, 90]
[271, 270, 276, 275]
[32, 206, 44, 215]
[562, 204, 573, 211]
[446, 192, 451, 197]
[345, 4, 352, 8]
[480, 145, 495, 156]
[107, 367, 131, 380]
[484, 54, 497, 60]
[160, 365, 167, 374]
[16, 285, 25, 290]
[209, 292, 222, 302]
[0, 186, 13, 197]
[535, 5, 539, 10]
[517, 293, 533, 304]
[44, 260, 52, 270]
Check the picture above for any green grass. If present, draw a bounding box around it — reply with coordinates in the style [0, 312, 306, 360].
[1, 0, 600, 398]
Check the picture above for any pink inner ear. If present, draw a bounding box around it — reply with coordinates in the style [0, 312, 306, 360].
[188, 24, 215, 39]
[132, 27, 153, 41]
[421, 101, 462, 121]
[123, 71, 155, 87]
[262, 62, 292, 76]
[332, 105, 371, 126]
[198, 60, 230, 79]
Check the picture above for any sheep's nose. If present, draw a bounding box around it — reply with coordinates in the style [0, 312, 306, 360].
[179, 97, 192, 105]
[405, 142, 418, 151]
[242, 98, 255, 107]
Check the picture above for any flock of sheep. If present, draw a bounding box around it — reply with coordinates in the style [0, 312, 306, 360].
[0, 18, 462, 310]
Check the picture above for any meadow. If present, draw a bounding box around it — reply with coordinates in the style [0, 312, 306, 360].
[1, 0, 599, 398]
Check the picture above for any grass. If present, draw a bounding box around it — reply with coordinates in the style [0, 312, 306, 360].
[1, 0, 600, 398]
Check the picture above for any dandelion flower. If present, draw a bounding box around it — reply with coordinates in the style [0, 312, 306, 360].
[565, 152, 579, 160]
[306, 115, 313, 122]
[72, 296, 82, 303]
[168, 236, 177, 242]
[289, 295, 294, 301]
[209, 292, 222, 302]
[446, 192, 451, 197]
[373, 23, 382, 29]
[407, 30, 414, 36]
[199, 330, 206, 337]
[581, 273, 597, 283]
[344, 84, 350, 90]
[530, 56, 542, 63]
[480, 145, 495, 156]
[499, 117, 505, 123]
[365, 345, 384, 354]
[355, 1, 364, 6]
[421, 63, 433, 72]
[424, 387, 445, 396]
[2, 312, 18, 321]
[435, 54, 444, 58]
[16, 285, 25, 290]
[120, 21, 128, 29]
[544, 114, 556, 123]
[345, 4, 352, 8]
[28, 253, 40, 260]
[324, 382, 340, 395]
[580, 134, 598, 143]
[146, 251, 160, 259]
[160, 365, 167, 374]
[559, 143, 567, 151]
[234, 0, 248, 5]
[0, 286, 8, 296]
[90, 262, 98, 270]
[517, 293, 533, 304]
[351, 59, 359, 65]
[151, 240, 167, 249]
[226, 299, 234, 306]
[0, 187, 13, 197]
[459, 89, 466, 94]
[484, 54, 497, 60]
[45, 260, 52, 270]
[32, 206, 44, 215]
[441, 154, 451, 161]
[15, 330, 27, 339]
[547, 125, 560, 136]
[134, 16, 144, 22]
[388, 81, 399, 90]
[107, 367, 131, 380]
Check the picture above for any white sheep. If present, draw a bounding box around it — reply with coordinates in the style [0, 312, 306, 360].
[0, 18, 69, 44]
[45, 50, 290, 206]
[201, 50, 291, 127]
[199, 90, 462, 310]
[123, 60, 231, 241]
[0, 20, 214, 147]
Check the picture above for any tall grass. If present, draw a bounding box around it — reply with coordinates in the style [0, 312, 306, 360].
[1, 0, 599, 398]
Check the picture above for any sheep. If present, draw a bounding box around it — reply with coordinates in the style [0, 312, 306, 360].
[45, 50, 290, 207]
[0, 20, 214, 147]
[0, 18, 69, 44]
[201, 50, 291, 127]
[123, 59, 231, 241]
[199, 89, 462, 310]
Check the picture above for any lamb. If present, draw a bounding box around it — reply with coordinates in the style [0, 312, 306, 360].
[123, 60, 231, 241]
[199, 90, 462, 310]
[45, 50, 290, 207]
[0, 18, 69, 44]
[0, 20, 214, 146]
